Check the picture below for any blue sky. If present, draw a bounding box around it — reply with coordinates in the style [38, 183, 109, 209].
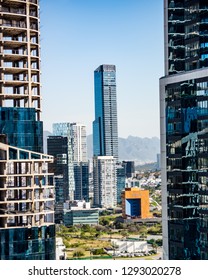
[40, 0, 164, 138]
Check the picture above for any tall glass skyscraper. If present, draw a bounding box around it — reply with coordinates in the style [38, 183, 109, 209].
[93, 65, 119, 208]
[0, 0, 55, 259]
[93, 64, 118, 159]
[160, 0, 208, 260]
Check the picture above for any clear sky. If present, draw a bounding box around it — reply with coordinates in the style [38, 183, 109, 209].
[40, 0, 164, 138]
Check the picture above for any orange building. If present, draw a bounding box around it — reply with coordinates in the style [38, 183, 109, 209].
[121, 187, 152, 219]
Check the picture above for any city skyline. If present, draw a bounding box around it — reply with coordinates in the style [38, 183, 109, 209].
[40, 0, 163, 138]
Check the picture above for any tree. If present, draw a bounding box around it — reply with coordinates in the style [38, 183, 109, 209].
[73, 249, 85, 258]
[152, 241, 158, 253]
[121, 230, 129, 239]
[92, 248, 105, 255]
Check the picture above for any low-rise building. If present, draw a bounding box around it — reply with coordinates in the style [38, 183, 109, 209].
[111, 239, 148, 253]
[63, 200, 99, 226]
[121, 187, 152, 219]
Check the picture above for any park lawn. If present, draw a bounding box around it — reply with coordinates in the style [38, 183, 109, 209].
[64, 236, 111, 259]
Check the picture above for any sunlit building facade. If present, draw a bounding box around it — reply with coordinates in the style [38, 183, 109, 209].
[160, 0, 208, 260]
[93, 156, 117, 208]
[121, 187, 151, 220]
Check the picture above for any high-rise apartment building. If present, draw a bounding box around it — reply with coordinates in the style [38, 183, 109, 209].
[70, 123, 87, 162]
[93, 64, 118, 159]
[53, 123, 87, 162]
[69, 123, 89, 201]
[160, 0, 208, 260]
[93, 156, 117, 208]
[0, 0, 55, 259]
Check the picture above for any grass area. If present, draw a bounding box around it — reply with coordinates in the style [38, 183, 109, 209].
[57, 222, 162, 260]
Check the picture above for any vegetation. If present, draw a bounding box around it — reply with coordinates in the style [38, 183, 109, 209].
[92, 248, 105, 255]
[56, 214, 162, 259]
[73, 249, 85, 258]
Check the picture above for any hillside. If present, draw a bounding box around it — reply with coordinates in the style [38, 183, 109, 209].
[44, 132, 160, 164]
[87, 134, 160, 164]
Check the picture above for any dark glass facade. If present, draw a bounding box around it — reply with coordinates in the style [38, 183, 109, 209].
[73, 162, 89, 201]
[122, 161, 135, 178]
[166, 77, 208, 259]
[0, 108, 43, 153]
[93, 65, 118, 159]
[47, 136, 69, 223]
[161, 0, 208, 260]
[167, 0, 208, 74]
[116, 164, 126, 205]
[0, 226, 55, 260]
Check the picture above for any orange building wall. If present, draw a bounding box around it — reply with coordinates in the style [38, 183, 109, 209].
[121, 187, 152, 219]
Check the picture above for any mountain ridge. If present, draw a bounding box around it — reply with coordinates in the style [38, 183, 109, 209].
[44, 131, 160, 165]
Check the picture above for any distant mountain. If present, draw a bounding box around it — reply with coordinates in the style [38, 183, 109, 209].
[87, 134, 160, 165]
[44, 131, 160, 164]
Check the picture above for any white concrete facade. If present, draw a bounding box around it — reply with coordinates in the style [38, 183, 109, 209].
[93, 156, 117, 208]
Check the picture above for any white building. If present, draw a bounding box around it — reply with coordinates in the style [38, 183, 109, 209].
[93, 156, 117, 208]
[70, 123, 87, 162]
[56, 237, 66, 260]
[53, 122, 87, 162]
[111, 239, 148, 253]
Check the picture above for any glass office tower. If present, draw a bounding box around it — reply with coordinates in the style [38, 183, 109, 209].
[73, 162, 89, 201]
[0, 0, 55, 259]
[160, 0, 208, 260]
[47, 135, 69, 222]
[93, 65, 118, 159]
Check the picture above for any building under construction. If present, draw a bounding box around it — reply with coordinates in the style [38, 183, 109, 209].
[0, 0, 56, 259]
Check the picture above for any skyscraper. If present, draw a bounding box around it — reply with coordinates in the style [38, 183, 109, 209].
[93, 64, 118, 159]
[0, 0, 55, 259]
[52, 122, 89, 202]
[47, 135, 68, 223]
[160, 0, 208, 260]
[93, 64, 119, 208]
[70, 123, 87, 162]
[93, 156, 117, 208]
[69, 123, 89, 201]
[52, 123, 75, 201]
